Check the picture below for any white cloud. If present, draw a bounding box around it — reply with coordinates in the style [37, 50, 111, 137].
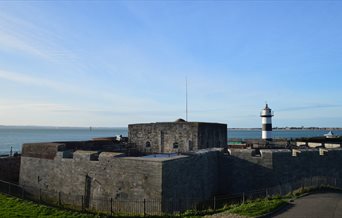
[0, 12, 78, 62]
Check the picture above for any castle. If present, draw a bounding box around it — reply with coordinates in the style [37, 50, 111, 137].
[18, 119, 342, 213]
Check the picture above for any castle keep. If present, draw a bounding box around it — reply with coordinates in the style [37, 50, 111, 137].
[128, 119, 227, 153]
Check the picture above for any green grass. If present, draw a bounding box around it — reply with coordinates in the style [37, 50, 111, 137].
[227, 198, 287, 217]
[0, 193, 287, 218]
[179, 197, 286, 217]
[0, 193, 103, 218]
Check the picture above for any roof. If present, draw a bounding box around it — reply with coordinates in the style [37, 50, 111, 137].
[175, 118, 186, 123]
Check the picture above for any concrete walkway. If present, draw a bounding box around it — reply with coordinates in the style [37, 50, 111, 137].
[272, 192, 342, 218]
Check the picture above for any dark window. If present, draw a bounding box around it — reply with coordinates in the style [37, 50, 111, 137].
[146, 141, 151, 147]
[173, 142, 179, 149]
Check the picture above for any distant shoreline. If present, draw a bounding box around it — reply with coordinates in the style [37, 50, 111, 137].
[0, 125, 341, 130]
[229, 127, 342, 130]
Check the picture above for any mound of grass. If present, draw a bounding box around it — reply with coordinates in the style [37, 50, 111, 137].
[228, 198, 286, 217]
[0, 194, 103, 218]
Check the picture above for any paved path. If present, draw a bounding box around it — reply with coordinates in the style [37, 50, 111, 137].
[272, 192, 342, 218]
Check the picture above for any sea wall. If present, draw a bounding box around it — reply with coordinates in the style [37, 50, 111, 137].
[0, 156, 21, 183]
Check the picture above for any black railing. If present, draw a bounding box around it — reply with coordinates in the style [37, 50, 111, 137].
[0, 176, 341, 216]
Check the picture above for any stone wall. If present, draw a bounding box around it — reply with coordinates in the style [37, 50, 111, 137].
[19, 145, 223, 212]
[0, 156, 21, 183]
[198, 123, 227, 149]
[18, 141, 342, 213]
[20, 150, 163, 211]
[219, 148, 342, 194]
[128, 122, 199, 153]
[161, 149, 221, 211]
[128, 122, 227, 153]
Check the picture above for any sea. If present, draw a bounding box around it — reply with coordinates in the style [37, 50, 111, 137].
[0, 126, 341, 155]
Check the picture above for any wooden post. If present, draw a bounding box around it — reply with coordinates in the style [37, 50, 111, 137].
[213, 196, 216, 211]
[242, 192, 245, 204]
[39, 188, 42, 202]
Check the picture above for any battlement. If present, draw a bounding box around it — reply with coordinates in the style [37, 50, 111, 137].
[22, 139, 126, 160]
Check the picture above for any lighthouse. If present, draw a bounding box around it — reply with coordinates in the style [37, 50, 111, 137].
[260, 104, 274, 141]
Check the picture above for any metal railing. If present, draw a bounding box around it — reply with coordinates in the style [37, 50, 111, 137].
[0, 176, 341, 216]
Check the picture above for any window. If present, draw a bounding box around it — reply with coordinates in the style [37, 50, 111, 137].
[173, 142, 179, 149]
[145, 141, 151, 148]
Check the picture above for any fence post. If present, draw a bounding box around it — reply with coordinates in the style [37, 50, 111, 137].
[81, 195, 84, 211]
[242, 192, 245, 204]
[58, 192, 61, 206]
[21, 186, 24, 198]
[213, 196, 216, 211]
[143, 198, 146, 217]
[8, 183, 11, 195]
[39, 188, 42, 202]
[179, 199, 181, 212]
[110, 197, 113, 217]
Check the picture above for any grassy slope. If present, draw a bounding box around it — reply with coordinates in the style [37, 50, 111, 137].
[0, 193, 286, 218]
[182, 198, 286, 217]
[227, 198, 287, 217]
[0, 194, 102, 218]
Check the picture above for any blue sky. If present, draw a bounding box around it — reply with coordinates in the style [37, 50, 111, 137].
[0, 1, 341, 127]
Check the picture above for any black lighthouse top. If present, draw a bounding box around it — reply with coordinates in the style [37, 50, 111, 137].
[260, 104, 274, 117]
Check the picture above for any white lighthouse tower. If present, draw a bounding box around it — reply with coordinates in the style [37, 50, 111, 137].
[260, 104, 274, 141]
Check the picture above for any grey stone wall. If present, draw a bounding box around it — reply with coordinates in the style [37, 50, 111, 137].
[0, 156, 20, 183]
[219, 148, 342, 194]
[161, 149, 221, 211]
[20, 151, 163, 211]
[128, 122, 227, 153]
[19, 146, 223, 212]
[198, 123, 227, 149]
[18, 141, 342, 213]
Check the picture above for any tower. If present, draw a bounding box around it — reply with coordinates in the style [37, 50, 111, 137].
[260, 104, 273, 141]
